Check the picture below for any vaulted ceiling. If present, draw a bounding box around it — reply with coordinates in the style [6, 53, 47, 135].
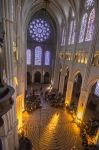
[21, 0, 81, 30]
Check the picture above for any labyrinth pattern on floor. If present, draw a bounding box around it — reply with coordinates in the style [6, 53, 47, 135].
[23, 103, 84, 150]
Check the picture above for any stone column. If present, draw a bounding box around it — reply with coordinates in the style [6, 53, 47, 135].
[16, 2, 23, 95]
[2, 0, 19, 149]
[76, 90, 89, 120]
[65, 80, 73, 105]
[59, 74, 64, 94]
[53, 57, 60, 89]
[1, 136, 9, 150]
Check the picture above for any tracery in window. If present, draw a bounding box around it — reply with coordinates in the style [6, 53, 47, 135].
[68, 21, 73, 45]
[71, 20, 76, 44]
[35, 46, 42, 65]
[26, 49, 31, 65]
[45, 51, 50, 66]
[29, 18, 50, 42]
[95, 81, 99, 97]
[79, 13, 88, 43]
[85, 0, 94, 9]
[85, 8, 95, 41]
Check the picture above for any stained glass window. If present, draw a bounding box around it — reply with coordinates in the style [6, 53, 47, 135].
[26, 49, 31, 65]
[68, 21, 73, 45]
[35, 46, 42, 65]
[85, 8, 95, 41]
[29, 18, 50, 42]
[79, 13, 88, 43]
[71, 20, 76, 44]
[85, 0, 94, 9]
[45, 51, 50, 66]
[95, 81, 99, 97]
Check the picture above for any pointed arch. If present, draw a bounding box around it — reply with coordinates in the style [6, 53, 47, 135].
[45, 51, 50, 66]
[26, 49, 31, 65]
[79, 13, 88, 43]
[85, 8, 95, 41]
[35, 46, 42, 66]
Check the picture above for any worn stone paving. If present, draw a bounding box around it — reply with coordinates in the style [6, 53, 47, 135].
[23, 99, 83, 150]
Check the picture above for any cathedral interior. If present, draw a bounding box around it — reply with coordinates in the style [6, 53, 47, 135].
[0, 0, 99, 150]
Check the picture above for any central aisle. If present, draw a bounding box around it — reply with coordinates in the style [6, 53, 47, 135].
[23, 95, 83, 150]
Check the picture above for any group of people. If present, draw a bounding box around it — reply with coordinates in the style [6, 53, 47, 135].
[44, 90, 65, 108]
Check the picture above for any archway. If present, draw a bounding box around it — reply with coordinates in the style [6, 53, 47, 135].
[44, 72, 50, 84]
[34, 71, 41, 83]
[63, 69, 69, 97]
[83, 80, 99, 137]
[70, 73, 82, 113]
[27, 72, 32, 85]
[84, 80, 99, 121]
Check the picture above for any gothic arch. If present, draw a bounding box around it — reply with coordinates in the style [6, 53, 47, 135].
[72, 70, 82, 82]
[83, 77, 99, 122]
[87, 76, 99, 92]
[44, 72, 50, 84]
[34, 71, 41, 83]
[70, 71, 82, 112]
[22, 1, 64, 37]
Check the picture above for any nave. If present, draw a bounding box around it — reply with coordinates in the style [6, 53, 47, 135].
[23, 93, 83, 150]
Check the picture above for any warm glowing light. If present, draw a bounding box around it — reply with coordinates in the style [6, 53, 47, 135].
[65, 100, 69, 106]
[77, 111, 83, 122]
[95, 129, 99, 144]
[65, 102, 69, 107]
[47, 113, 59, 129]
[47, 85, 52, 92]
[14, 77, 18, 86]
[39, 113, 59, 146]
[85, 57, 88, 64]
[18, 128, 23, 134]
[81, 57, 84, 63]
[16, 95, 23, 130]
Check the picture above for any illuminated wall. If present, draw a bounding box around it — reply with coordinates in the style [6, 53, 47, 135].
[16, 95, 23, 130]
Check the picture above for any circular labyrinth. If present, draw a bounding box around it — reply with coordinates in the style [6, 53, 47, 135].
[23, 105, 83, 150]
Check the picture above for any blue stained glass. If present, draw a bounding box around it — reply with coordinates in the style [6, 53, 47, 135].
[26, 49, 31, 65]
[45, 51, 50, 66]
[79, 13, 88, 43]
[29, 18, 50, 42]
[85, 0, 94, 9]
[95, 81, 99, 97]
[85, 8, 95, 41]
[35, 46, 42, 66]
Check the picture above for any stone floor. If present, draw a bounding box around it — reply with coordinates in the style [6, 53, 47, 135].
[23, 97, 83, 150]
